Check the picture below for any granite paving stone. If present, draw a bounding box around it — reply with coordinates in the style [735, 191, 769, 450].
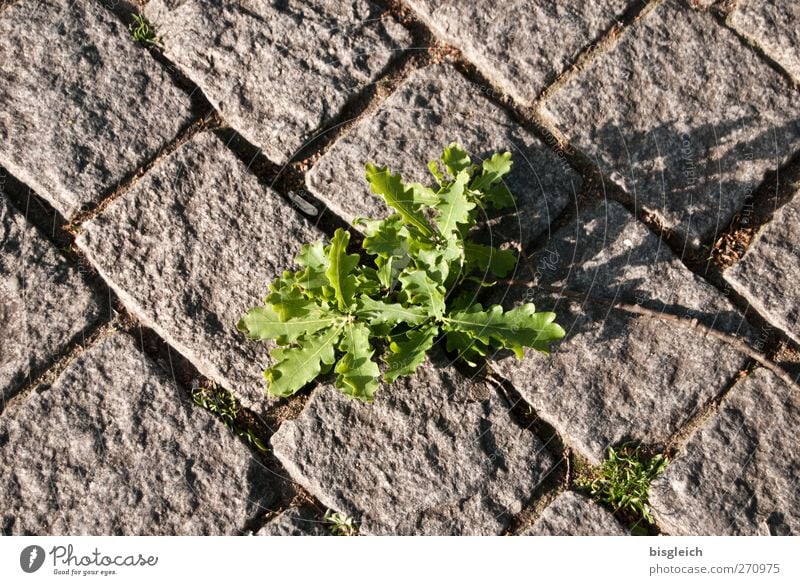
[650, 368, 800, 535]
[0, 194, 101, 403]
[0, 0, 194, 218]
[145, 0, 410, 165]
[492, 200, 752, 463]
[724, 190, 800, 344]
[307, 63, 580, 247]
[271, 359, 559, 535]
[0, 333, 274, 535]
[405, 0, 635, 106]
[76, 131, 324, 418]
[729, 0, 800, 82]
[521, 491, 627, 535]
[543, 0, 800, 247]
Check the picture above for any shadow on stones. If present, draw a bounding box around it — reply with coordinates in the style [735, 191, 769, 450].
[588, 116, 800, 251]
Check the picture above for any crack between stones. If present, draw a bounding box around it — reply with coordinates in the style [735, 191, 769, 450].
[0, 319, 116, 417]
[479, 364, 574, 534]
[533, 0, 663, 105]
[663, 366, 751, 457]
[713, 8, 800, 88]
[710, 150, 800, 270]
[67, 113, 215, 229]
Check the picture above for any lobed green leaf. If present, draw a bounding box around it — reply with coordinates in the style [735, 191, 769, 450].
[443, 303, 565, 358]
[325, 229, 359, 312]
[365, 163, 434, 239]
[335, 321, 381, 401]
[384, 324, 439, 382]
[266, 325, 343, 397]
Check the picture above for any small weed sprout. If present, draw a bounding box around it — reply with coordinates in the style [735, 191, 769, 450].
[129, 13, 160, 47]
[324, 509, 357, 536]
[575, 445, 668, 524]
[191, 384, 267, 452]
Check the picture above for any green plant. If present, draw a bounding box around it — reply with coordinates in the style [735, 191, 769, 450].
[324, 510, 357, 536]
[575, 445, 668, 524]
[129, 13, 160, 46]
[191, 384, 267, 452]
[239, 143, 565, 401]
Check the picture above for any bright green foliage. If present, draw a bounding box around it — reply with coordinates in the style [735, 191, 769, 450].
[239, 143, 566, 401]
[576, 445, 668, 524]
[323, 510, 357, 536]
[129, 14, 160, 46]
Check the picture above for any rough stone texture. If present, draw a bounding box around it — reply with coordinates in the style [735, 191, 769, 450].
[509, 200, 750, 334]
[307, 63, 580, 247]
[0, 194, 101, 402]
[724, 191, 800, 344]
[145, 0, 410, 165]
[271, 359, 558, 535]
[256, 507, 328, 536]
[405, 0, 634, 105]
[0, 333, 274, 535]
[492, 200, 752, 463]
[521, 491, 627, 535]
[76, 131, 324, 418]
[651, 368, 800, 535]
[729, 0, 800, 82]
[543, 0, 800, 247]
[0, 0, 194, 218]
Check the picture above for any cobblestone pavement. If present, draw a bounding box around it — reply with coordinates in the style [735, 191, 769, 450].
[0, 0, 798, 535]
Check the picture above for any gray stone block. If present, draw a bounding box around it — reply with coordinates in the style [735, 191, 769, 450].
[521, 491, 627, 535]
[729, 0, 800, 82]
[517, 200, 749, 334]
[724, 191, 800, 344]
[0, 333, 274, 535]
[543, 0, 800, 247]
[271, 360, 559, 535]
[492, 200, 752, 463]
[76, 131, 324, 418]
[0, 0, 194, 218]
[307, 63, 580, 247]
[145, 0, 410, 164]
[0, 194, 101, 402]
[650, 368, 800, 535]
[405, 0, 635, 105]
[256, 507, 328, 536]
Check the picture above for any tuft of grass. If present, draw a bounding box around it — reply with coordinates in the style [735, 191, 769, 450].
[191, 383, 268, 452]
[575, 445, 667, 524]
[323, 509, 357, 536]
[129, 13, 160, 46]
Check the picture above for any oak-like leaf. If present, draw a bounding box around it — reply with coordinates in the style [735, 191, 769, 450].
[335, 321, 381, 401]
[237, 304, 341, 345]
[443, 303, 565, 358]
[326, 228, 359, 311]
[398, 269, 446, 319]
[434, 170, 474, 237]
[355, 296, 428, 327]
[384, 324, 438, 382]
[266, 325, 343, 397]
[464, 242, 517, 278]
[365, 163, 434, 239]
